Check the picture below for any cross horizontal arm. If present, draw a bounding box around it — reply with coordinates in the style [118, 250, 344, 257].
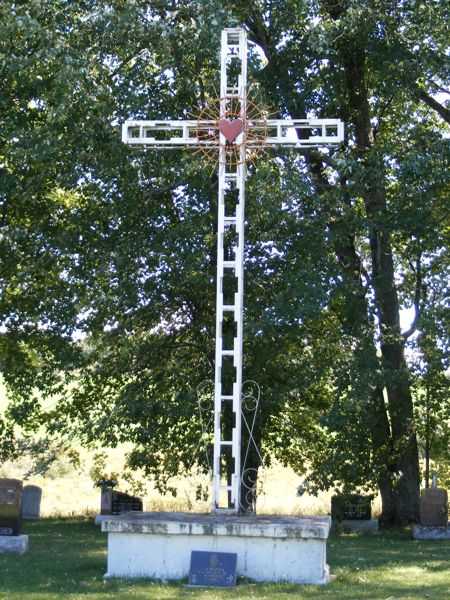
[122, 117, 344, 150]
[263, 119, 344, 147]
[122, 120, 213, 148]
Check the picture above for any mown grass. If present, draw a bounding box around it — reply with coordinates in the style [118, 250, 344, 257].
[0, 518, 448, 600]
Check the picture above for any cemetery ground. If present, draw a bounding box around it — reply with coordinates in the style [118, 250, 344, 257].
[1, 385, 449, 598]
[0, 518, 448, 600]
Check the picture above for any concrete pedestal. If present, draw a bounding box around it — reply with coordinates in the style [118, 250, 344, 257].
[102, 512, 331, 584]
[413, 524, 450, 540]
[338, 519, 379, 533]
[0, 535, 29, 555]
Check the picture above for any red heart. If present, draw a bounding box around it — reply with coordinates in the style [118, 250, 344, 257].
[219, 118, 245, 143]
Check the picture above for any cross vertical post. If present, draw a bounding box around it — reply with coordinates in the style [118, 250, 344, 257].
[213, 28, 247, 512]
[121, 26, 344, 515]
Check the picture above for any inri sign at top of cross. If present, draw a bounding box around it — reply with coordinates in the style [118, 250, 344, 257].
[122, 27, 344, 515]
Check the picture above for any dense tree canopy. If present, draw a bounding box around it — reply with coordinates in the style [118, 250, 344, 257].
[0, 0, 449, 523]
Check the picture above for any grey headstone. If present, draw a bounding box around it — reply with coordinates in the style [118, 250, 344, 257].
[100, 489, 113, 515]
[420, 488, 448, 526]
[22, 485, 42, 520]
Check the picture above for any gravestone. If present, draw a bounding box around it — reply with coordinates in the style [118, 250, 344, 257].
[0, 478, 22, 536]
[413, 487, 449, 540]
[331, 494, 373, 521]
[111, 490, 143, 514]
[331, 494, 378, 533]
[100, 489, 113, 515]
[100, 489, 143, 515]
[22, 485, 42, 520]
[420, 488, 448, 526]
[0, 478, 28, 554]
[188, 550, 237, 588]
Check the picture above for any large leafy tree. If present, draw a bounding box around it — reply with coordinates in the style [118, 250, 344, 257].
[225, 0, 449, 523]
[0, 1, 448, 523]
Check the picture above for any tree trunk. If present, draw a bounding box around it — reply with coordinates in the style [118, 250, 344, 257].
[344, 50, 420, 524]
[245, 0, 421, 523]
[308, 159, 404, 523]
[302, 13, 420, 523]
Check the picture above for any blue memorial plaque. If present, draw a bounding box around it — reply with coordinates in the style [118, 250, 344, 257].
[188, 551, 237, 588]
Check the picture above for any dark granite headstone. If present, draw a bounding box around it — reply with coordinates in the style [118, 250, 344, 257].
[0, 479, 22, 536]
[331, 494, 373, 521]
[101, 489, 143, 515]
[420, 488, 448, 526]
[188, 551, 237, 588]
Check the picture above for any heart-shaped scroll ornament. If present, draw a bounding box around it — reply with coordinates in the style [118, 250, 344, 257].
[219, 118, 245, 143]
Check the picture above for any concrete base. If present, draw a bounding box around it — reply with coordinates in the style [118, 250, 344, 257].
[0, 535, 29, 555]
[413, 524, 450, 540]
[102, 512, 332, 584]
[338, 519, 379, 533]
[94, 514, 111, 526]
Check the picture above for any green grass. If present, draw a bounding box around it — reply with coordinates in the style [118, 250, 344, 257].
[0, 519, 448, 600]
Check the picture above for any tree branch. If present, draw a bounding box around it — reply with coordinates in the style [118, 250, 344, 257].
[373, 95, 394, 141]
[418, 90, 450, 125]
[428, 81, 450, 95]
[140, 182, 184, 201]
[297, 148, 342, 171]
[237, 0, 271, 54]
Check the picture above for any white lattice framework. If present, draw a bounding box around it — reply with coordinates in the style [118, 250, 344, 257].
[122, 27, 344, 514]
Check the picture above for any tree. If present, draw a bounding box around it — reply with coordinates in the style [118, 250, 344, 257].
[230, 0, 449, 523]
[0, 1, 448, 523]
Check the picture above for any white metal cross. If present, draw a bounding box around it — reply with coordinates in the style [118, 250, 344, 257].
[122, 27, 344, 514]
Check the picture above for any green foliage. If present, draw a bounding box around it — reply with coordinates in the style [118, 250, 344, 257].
[88, 451, 119, 490]
[0, 433, 81, 480]
[0, 415, 15, 464]
[412, 332, 450, 489]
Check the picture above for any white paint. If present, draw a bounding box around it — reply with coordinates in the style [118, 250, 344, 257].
[102, 512, 331, 584]
[121, 118, 344, 149]
[213, 27, 247, 512]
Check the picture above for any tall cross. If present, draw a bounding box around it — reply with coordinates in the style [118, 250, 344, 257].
[122, 27, 344, 514]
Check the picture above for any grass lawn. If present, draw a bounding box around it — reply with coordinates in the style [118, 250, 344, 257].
[0, 518, 448, 600]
